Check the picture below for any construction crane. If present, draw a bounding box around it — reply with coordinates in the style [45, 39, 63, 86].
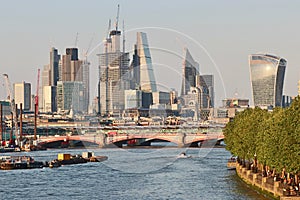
[106, 19, 111, 40]
[34, 69, 40, 141]
[84, 34, 95, 59]
[2, 74, 19, 144]
[115, 4, 120, 31]
[74, 32, 79, 47]
[35, 69, 40, 112]
[122, 20, 125, 53]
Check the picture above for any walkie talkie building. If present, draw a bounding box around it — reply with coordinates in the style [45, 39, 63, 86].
[249, 54, 286, 109]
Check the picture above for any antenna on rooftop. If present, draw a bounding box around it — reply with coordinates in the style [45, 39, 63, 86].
[74, 32, 79, 47]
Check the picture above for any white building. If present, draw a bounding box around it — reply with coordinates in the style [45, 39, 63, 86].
[43, 86, 56, 113]
[14, 82, 31, 111]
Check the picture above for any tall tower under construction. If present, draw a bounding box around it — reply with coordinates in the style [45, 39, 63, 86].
[97, 6, 130, 116]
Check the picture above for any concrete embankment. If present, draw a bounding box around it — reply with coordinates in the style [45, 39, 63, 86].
[235, 162, 300, 200]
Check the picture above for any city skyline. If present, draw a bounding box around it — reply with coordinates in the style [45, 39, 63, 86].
[1, 0, 300, 106]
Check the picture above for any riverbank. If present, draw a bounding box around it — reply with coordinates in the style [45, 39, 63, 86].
[235, 162, 300, 200]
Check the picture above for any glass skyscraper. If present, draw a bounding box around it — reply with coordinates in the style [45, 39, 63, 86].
[181, 48, 199, 96]
[249, 54, 286, 108]
[136, 32, 157, 92]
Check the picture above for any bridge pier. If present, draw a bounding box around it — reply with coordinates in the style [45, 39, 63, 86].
[98, 133, 107, 148]
[177, 133, 186, 148]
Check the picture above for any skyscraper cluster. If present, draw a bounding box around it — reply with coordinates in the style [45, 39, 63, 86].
[96, 11, 215, 118]
[179, 48, 215, 120]
[97, 25, 160, 116]
[40, 47, 90, 114]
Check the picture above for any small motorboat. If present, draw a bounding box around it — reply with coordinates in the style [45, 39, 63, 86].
[177, 152, 191, 159]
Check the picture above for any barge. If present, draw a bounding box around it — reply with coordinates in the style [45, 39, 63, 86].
[49, 152, 108, 168]
[0, 156, 45, 170]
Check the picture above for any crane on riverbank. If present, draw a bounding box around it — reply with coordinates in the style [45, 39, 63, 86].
[2, 74, 19, 145]
[34, 69, 40, 141]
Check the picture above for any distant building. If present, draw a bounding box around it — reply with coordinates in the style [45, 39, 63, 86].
[124, 90, 142, 109]
[197, 75, 214, 108]
[40, 64, 51, 111]
[81, 59, 90, 113]
[282, 95, 293, 108]
[249, 53, 286, 108]
[61, 48, 82, 82]
[180, 87, 201, 121]
[135, 32, 157, 92]
[56, 81, 84, 113]
[50, 47, 60, 86]
[181, 48, 199, 96]
[97, 24, 130, 116]
[0, 101, 11, 116]
[141, 92, 153, 109]
[43, 86, 57, 113]
[222, 98, 249, 108]
[170, 89, 178, 105]
[13, 82, 31, 111]
[152, 91, 170, 105]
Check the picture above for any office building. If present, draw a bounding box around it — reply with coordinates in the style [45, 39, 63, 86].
[50, 47, 60, 86]
[181, 48, 199, 96]
[135, 32, 157, 92]
[43, 86, 57, 113]
[14, 82, 31, 111]
[124, 90, 142, 109]
[249, 54, 286, 108]
[222, 98, 249, 108]
[282, 95, 293, 108]
[61, 48, 82, 82]
[56, 81, 84, 113]
[40, 64, 51, 111]
[152, 91, 170, 105]
[197, 75, 214, 108]
[81, 59, 90, 113]
[0, 101, 11, 116]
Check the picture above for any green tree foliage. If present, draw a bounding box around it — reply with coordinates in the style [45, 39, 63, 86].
[224, 97, 300, 174]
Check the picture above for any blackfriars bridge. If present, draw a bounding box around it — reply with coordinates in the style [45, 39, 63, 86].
[37, 126, 224, 148]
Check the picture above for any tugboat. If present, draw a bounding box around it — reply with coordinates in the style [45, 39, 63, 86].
[82, 152, 108, 162]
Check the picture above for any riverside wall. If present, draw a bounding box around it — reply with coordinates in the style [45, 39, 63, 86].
[235, 162, 300, 200]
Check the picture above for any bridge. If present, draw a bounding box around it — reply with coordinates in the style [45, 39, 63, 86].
[38, 127, 224, 148]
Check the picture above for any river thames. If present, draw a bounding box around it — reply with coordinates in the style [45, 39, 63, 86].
[0, 147, 273, 200]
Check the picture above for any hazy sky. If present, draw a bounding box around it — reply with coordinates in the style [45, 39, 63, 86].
[1, 0, 300, 106]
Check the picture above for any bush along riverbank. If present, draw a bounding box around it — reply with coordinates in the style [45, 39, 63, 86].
[224, 96, 300, 199]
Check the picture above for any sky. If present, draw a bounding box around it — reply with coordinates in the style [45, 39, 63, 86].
[0, 0, 300, 106]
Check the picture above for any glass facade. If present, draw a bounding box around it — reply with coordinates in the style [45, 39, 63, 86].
[137, 32, 157, 92]
[249, 54, 286, 108]
[181, 48, 199, 96]
[56, 81, 84, 113]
